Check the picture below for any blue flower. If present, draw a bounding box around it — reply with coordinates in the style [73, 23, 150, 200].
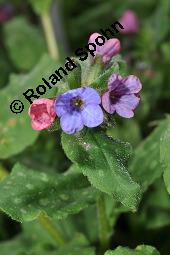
[55, 87, 104, 134]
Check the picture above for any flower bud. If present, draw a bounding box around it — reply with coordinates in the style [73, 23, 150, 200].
[28, 99, 56, 131]
[119, 10, 139, 34]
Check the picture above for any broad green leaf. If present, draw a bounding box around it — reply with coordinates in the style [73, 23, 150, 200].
[130, 116, 170, 191]
[62, 129, 141, 210]
[29, 0, 53, 15]
[105, 245, 160, 255]
[160, 123, 170, 194]
[0, 236, 27, 255]
[0, 55, 59, 159]
[131, 178, 170, 229]
[4, 17, 46, 71]
[0, 163, 99, 222]
[0, 233, 95, 255]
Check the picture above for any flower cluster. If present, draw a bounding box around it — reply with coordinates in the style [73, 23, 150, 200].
[29, 32, 142, 134]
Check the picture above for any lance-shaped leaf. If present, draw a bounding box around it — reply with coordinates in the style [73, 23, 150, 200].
[0, 163, 99, 222]
[105, 245, 160, 255]
[160, 123, 170, 194]
[130, 116, 170, 192]
[62, 129, 141, 210]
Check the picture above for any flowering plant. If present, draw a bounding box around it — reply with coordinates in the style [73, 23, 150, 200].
[0, 1, 170, 255]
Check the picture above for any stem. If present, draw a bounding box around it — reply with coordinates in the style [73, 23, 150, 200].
[38, 212, 66, 246]
[0, 167, 9, 181]
[41, 12, 59, 60]
[86, 56, 103, 84]
[97, 195, 110, 254]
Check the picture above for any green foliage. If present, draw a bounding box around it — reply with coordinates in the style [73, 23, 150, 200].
[160, 123, 170, 194]
[105, 245, 160, 255]
[4, 17, 47, 71]
[0, 55, 58, 159]
[62, 129, 141, 210]
[130, 116, 170, 191]
[29, 0, 53, 15]
[0, 163, 99, 222]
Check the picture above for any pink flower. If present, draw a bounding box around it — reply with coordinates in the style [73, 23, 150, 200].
[28, 99, 56, 131]
[88, 33, 121, 64]
[119, 10, 139, 34]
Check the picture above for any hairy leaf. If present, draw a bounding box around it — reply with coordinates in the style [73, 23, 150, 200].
[105, 245, 160, 255]
[0, 163, 99, 222]
[62, 129, 141, 210]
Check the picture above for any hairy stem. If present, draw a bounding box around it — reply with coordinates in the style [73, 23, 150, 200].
[97, 195, 110, 254]
[41, 12, 59, 60]
[38, 212, 66, 246]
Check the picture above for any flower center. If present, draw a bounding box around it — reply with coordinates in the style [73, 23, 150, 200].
[71, 96, 84, 109]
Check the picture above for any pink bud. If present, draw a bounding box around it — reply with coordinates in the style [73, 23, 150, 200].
[0, 4, 15, 23]
[28, 99, 56, 131]
[119, 10, 139, 34]
[88, 33, 121, 64]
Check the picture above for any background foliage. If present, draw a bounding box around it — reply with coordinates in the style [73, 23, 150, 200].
[0, 0, 170, 255]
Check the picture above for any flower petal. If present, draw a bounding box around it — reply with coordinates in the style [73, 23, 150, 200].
[55, 93, 73, 117]
[81, 105, 104, 127]
[88, 32, 103, 55]
[102, 91, 116, 114]
[28, 99, 56, 131]
[60, 112, 83, 134]
[101, 39, 121, 64]
[115, 94, 140, 118]
[108, 74, 123, 91]
[81, 87, 101, 105]
[123, 75, 142, 93]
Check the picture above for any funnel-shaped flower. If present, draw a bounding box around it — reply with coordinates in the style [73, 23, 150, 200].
[89, 33, 121, 64]
[28, 99, 56, 131]
[55, 87, 104, 134]
[119, 10, 139, 34]
[102, 74, 142, 118]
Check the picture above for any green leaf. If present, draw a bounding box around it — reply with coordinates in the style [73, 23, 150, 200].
[130, 116, 170, 192]
[62, 129, 141, 210]
[160, 123, 170, 194]
[0, 55, 58, 159]
[105, 245, 160, 255]
[0, 233, 95, 255]
[4, 17, 46, 71]
[0, 163, 99, 222]
[29, 0, 53, 15]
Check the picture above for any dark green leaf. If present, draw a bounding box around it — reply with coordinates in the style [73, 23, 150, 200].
[130, 116, 170, 192]
[0, 163, 99, 222]
[62, 129, 141, 210]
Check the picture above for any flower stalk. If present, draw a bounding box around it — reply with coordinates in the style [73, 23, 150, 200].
[38, 212, 66, 246]
[41, 11, 59, 60]
[97, 195, 110, 254]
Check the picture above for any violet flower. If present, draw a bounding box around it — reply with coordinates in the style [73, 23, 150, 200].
[102, 74, 142, 118]
[55, 87, 104, 134]
[88, 33, 121, 64]
[119, 10, 139, 34]
[28, 99, 56, 131]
